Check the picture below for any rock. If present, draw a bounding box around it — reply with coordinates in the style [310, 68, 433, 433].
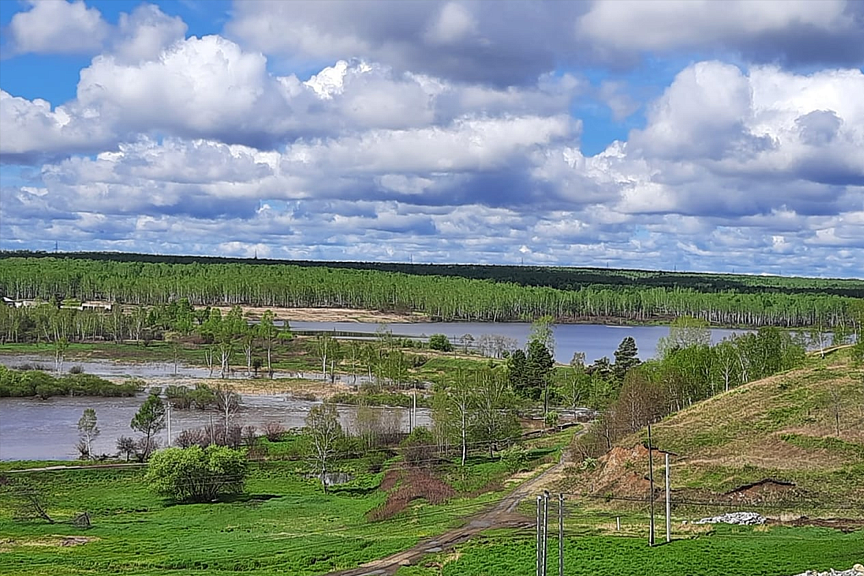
[693, 511, 766, 526]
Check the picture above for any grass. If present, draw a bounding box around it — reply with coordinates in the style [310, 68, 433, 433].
[0, 460, 496, 576]
[395, 525, 864, 576]
[0, 430, 573, 576]
[602, 352, 864, 510]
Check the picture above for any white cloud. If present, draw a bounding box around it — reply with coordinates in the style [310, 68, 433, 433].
[112, 3, 188, 64]
[578, 0, 848, 51]
[8, 0, 109, 55]
[0, 90, 112, 160]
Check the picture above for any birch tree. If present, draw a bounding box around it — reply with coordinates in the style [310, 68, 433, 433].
[305, 403, 343, 493]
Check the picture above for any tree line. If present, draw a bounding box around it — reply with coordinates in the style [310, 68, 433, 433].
[1, 256, 862, 327]
[5, 250, 863, 298]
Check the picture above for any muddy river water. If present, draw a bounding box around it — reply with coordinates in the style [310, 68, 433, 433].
[0, 322, 746, 461]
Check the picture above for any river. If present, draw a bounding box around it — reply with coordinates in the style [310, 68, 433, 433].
[289, 320, 747, 364]
[0, 321, 744, 461]
[0, 394, 429, 461]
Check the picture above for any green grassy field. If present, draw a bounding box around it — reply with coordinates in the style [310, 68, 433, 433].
[0, 429, 569, 576]
[395, 525, 864, 576]
[0, 461, 499, 576]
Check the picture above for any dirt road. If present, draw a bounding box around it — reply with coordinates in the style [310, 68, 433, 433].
[325, 447, 573, 576]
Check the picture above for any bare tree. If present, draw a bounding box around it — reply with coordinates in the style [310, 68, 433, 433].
[305, 403, 343, 493]
[213, 385, 242, 444]
[116, 436, 136, 462]
[1, 478, 54, 524]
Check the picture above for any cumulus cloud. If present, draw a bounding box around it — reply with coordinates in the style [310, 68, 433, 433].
[227, 1, 589, 86]
[111, 3, 187, 63]
[7, 0, 109, 55]
[2, 43, 582, 159]
[4, 1, 186, 59]
[1, 1, 862, 277]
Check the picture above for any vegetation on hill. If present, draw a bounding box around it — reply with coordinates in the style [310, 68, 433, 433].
[1, 254, 862, 327]
[567, 349, 864, 514]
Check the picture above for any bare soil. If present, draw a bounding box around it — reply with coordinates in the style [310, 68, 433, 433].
[208, 306, 430, 324]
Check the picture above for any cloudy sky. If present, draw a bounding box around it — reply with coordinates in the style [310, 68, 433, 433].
[0, 0, 862, 277]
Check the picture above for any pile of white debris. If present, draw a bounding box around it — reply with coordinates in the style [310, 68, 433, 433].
[692, 512, 766, 525]
[791, 565, 864, 576]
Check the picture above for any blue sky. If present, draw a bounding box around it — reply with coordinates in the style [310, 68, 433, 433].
[0, 0, 862, 277]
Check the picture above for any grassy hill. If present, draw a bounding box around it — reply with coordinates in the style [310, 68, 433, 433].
[568, 350, 864, 516]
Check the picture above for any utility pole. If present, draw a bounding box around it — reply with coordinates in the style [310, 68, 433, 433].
[665, 453, 671, 543]
[411, 386, 417, 433]
[558, 493, 564, 576]
[648, 424, 655, 547]
[166, 402, 172, 447]
[536, 496, 542, 576]
[542, 490, 549, 576]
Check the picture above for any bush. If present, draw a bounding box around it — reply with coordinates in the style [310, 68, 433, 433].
[401, 427, 437, 467]
[501, 444, 528, 473]
[188, 384, 215, 410]
[145, 445, 248, 502]
[262, 421, 285, 442]
[166, 385, 192, 409]
[428, 334, 453, 352]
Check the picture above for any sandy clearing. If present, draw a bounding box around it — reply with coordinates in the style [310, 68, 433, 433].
[207, 306, 431, 324]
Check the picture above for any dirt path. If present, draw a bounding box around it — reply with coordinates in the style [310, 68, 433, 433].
[325, 441, 575, 576]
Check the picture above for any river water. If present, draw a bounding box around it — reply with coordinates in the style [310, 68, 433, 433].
[0, 394, 429, 461]
[0, 321, 744, 461]
[289, 320, 746, 364]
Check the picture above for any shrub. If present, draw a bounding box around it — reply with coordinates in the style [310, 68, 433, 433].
[145, 445, 248, 503]
[428, 334, 453, 352]
[501, 444, 529, 473]
[189, 384, 215, 409]
[166, 385, 192, 409]
[262, 421, 286, 442]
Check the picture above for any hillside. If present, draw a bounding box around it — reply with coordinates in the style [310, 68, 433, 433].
[567, 351, 864, 516]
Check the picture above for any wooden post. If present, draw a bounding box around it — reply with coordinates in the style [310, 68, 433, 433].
[665, 453, 671, 543]
[648, 424, 655, 547]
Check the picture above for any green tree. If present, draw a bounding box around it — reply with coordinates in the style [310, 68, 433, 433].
[433, 369, 476, 466]
[506, 348, 530, 396]
[428, 334, 453, 352]
[131, 393, 166, 460]
[77, 408, 100, 459]
[471, 368, 520, 456]
[526, 338, 554, 414]
[258, 310, 281, 377]
[145, 445, 247, 502]
[658, 316, 711, 357]
[305, 403, 343, 493]
[612, 336, 641, 381]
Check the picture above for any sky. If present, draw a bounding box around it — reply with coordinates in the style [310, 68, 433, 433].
[0, 0, 862, 278]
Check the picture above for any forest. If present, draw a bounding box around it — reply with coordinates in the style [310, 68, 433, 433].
[1, 254, 862, 328]
[4, 250, 863, 297]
